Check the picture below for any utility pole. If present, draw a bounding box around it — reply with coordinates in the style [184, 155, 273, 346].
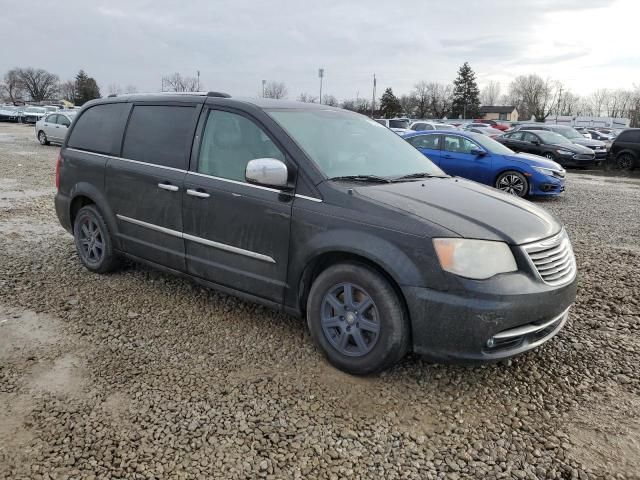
[197, 70, 200, 91]
[262, 79, 266, 98]
[318, 68, 324, 104]
[371, 73, 376, 118]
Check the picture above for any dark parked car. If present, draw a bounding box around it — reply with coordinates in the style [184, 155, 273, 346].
[511, 123, 607, 161]
[609, 128, 639, 170]
[402, 130, 565, 197]
[497, 130, 596, 167]
[55, 93, 577, 374]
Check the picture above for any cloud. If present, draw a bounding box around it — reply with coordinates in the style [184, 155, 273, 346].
[0, 0, 636, 99]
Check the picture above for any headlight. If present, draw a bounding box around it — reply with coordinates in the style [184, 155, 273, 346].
[556, 149, 574, 156]
[433, 238, 518, 280]
[533, 166, 555, 176]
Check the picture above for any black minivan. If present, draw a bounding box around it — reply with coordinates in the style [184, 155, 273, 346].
[55, 92, 577, 374]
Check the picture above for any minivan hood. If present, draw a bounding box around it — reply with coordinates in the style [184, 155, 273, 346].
[355, 178, 560, 245]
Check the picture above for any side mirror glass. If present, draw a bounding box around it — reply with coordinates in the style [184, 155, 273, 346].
[245, 158, 289, 188]
[470, 148, 486, 156]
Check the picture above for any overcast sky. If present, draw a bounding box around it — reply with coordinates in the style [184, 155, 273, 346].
[2, 0, 638, 100]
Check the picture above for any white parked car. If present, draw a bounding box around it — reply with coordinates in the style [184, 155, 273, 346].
[409, 121, 456, 131]
[35, 111, 77, 145]
[375, 118, 411, 135]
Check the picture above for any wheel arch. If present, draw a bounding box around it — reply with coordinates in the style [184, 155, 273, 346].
[297, 250, 411, 325]
[69, 183, 121, 249]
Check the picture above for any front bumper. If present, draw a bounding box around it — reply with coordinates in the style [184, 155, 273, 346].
[530, 173, 564, 196]
[402, 272, 577, 363]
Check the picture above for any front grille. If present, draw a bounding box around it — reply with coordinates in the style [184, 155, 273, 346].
[575, 153, 595, 160]
[523, 230, 576, 286]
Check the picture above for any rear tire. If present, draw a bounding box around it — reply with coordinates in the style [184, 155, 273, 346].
[73, 205, 120, 274]
[616, 152, 634, 170]
[495, 170, 529, 197]
[38, 131, 49, 145]
[306, 262, 409, 375]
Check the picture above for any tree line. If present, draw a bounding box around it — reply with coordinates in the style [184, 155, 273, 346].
[266, 62, 640, 125]
[1, 68, 104, 106]
[4, 64, 639, 125]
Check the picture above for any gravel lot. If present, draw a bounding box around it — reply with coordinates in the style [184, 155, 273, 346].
[0, 122, 639, 479]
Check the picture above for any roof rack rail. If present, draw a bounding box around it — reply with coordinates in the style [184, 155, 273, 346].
[107, 94, 117, 98]
[207, 91, 231, 98]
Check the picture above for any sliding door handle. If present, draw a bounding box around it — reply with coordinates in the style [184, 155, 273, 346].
[186, 189, 210, 198]
[158, 183, 179, 192]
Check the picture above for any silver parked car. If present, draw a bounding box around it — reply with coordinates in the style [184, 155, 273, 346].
[35, 111, 77, 145]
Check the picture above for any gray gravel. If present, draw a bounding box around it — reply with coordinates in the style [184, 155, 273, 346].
[0, 122, 639, 479]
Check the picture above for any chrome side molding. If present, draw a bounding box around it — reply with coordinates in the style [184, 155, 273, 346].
[116, 214, 275, 264]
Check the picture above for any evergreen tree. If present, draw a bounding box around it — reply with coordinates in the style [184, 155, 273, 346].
[74, 70, 101, 105]
[451, 62, 480, 119]
[379, 88, 402, 118]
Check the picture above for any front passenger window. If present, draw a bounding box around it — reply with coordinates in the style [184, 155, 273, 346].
[198, 110, 285, 182]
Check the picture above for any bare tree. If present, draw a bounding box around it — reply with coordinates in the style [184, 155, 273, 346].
[1, 69, 24, 103]
[589, 89, 609, 117]
[341, 97, 370, 114]
[508, 74, 558, 121]
[124, 84, 138, 94]
[107, 83, 122, 96]
[426, 82, 453, 119]
[264, 81, 288, 99]
[480, 81, 501, 106]
[59, 80, 77, 103]
[16, 67, 59, 101]
[162, 73, 199, 92]
[399, 94, 417, 116]
[297, 92, 318, 103]
[322, 94, 339, 107]
[412, 81, 430, 118]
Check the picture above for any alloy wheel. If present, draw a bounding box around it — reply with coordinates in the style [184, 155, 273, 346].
[544, 153, 555, 160]
[78, 216, 104, 264]
[38, 131, 46, 145]
[320, 282, 380, 357]
[617, 153, 633, 170]
[498, 174, 526, 196]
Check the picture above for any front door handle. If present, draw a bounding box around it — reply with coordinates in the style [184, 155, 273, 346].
[186, 188, 210, 198]
[158, 183, 179, 192]
[443, 154, 452, 158]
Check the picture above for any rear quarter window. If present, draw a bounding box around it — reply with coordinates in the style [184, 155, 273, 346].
[122, 105, 197, 169]
[67, 103, 129, 155]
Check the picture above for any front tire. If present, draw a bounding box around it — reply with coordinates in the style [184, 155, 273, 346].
[38, 130, 49, 145]
[496, 170, 529, 197]
[543, 152, 556, 161]
[73, 205, 120, 273]
[306, 263, 409, 375]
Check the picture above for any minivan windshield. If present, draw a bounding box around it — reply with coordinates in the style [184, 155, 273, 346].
[268, 109, 445, 179]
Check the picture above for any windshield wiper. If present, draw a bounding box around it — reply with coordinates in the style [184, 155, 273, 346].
[328, 175, 392, 183]
[391, 172, 446, 182]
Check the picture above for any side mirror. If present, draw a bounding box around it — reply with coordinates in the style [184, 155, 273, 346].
[531, 140, 541, 146]
[245, 158, 289, 188]
[470, 148, 486, 156]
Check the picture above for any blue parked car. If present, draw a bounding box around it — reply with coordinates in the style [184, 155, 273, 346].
[402, 130, 566, 197]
